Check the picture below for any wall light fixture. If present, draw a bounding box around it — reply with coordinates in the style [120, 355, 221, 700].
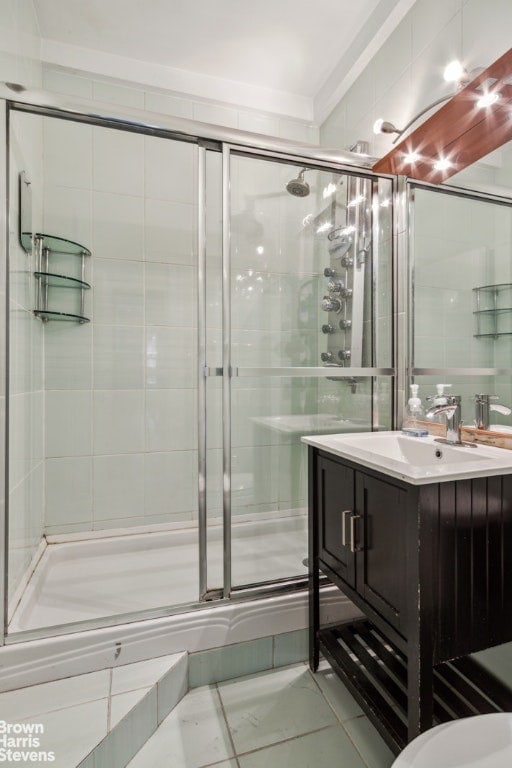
[372, 47, 512, 184]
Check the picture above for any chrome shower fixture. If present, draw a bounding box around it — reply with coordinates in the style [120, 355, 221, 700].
[286, 169, 310, 197]
[327, 231, 353, 258]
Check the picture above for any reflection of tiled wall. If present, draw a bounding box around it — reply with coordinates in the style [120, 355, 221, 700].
[413, 189, 512, 425]
[4, 0, 43, 608]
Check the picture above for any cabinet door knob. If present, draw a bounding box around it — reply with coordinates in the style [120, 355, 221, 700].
[341, 510, 351, 546]
[350, 514, 362, 553]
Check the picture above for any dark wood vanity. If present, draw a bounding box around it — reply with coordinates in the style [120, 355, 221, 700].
[308, 445, 512, 754]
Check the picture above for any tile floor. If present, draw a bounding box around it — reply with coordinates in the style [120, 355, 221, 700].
[126, 661, 396, 768]
[0, 653, 185, 768]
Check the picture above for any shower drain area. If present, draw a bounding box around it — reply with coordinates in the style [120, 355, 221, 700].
[9, 513, 307, 632]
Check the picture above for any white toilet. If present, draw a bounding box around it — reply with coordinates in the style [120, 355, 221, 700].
[391, 714, 512, 767]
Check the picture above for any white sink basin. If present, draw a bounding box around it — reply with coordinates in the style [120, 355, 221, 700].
[301, 431, 512, 484]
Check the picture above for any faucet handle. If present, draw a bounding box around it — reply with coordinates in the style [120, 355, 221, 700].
[491, 404, 512, 416]
[474, 393, 499, 402]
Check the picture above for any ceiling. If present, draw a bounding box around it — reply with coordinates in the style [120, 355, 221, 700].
[32, 0, 415, 122]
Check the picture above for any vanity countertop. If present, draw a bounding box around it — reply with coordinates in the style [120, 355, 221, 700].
[302, 430, 512, 485]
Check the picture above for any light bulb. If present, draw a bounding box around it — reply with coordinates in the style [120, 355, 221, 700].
[443, 59, 467, 83]
[476, 91, 500, 108]
[373, 118, 384, 135]
[433, 157, 452, 171]
[403, 151, 420, 164]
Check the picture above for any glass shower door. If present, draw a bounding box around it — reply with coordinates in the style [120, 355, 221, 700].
[223, 148, 395, 593]
[6, 107, 201, 634]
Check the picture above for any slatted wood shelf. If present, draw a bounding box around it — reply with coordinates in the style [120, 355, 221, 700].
[318, 619, 512, 756]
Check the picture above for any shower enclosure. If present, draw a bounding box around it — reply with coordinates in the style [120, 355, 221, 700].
[3, 96, 395, 642]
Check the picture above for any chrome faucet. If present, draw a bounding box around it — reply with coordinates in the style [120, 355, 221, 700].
[474, 394, 512, 430]
[425, 394, 468, 446]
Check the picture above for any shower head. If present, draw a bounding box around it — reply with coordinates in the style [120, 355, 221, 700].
[286, 169, 310, 197]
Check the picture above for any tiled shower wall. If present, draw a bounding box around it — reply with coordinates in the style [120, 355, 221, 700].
[32, 65, 320, 536]
[40, 118, 200, 534]
[38, 121, 330, 536]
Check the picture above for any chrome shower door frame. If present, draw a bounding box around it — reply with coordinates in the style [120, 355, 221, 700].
[216, 144, 397, 599]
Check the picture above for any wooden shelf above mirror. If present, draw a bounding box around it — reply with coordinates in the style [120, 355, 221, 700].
[373, 47, 512, 184]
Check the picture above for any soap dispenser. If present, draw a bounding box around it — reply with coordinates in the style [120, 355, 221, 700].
[403, 384, 428, 436]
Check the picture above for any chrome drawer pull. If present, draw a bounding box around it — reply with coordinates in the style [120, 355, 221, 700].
[341, 510, 351, 546]
[350, 514, 362, 553]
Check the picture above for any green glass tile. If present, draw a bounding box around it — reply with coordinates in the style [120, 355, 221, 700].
[273, 629, 308, 667]
[189, 637, 273, 688]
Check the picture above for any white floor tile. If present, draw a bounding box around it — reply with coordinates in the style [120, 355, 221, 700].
[110, 688, 152, 730]
[238, 725, 366, 768]
[0, 669, 110, 720]
[28, 698, 109, 768]
[112, 653, 183, 695]
[126, 686, 234, 768]
[218, 664, 337, 754]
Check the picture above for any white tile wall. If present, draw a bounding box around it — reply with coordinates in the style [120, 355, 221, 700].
[41, 66, 319, 146]
[93, 455, 145, 522]
[93, 391, 145, 455]
[92, 192, 145, 261]
[93, 128, 145, 197]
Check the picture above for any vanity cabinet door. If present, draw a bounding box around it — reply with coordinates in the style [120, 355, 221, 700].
[317, 455, 356, 588]
[355, 472, 409, 633]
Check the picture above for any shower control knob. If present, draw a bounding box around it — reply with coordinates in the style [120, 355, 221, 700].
[321, 352, 334, 362]
[338, 349, 351, 361]
[327, 279, 344, 294]
[321, 324, 335, 334]
[339, 319, 352, 330]
[323, 267, 336, 278]
[322, 296, 341, 312]
[340, 288, 353, 299]
[341, 255, 354, 268]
